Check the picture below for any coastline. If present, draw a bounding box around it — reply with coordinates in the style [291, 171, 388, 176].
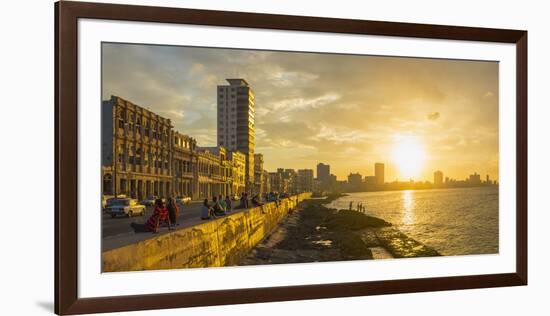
[240, 194, 440, 266]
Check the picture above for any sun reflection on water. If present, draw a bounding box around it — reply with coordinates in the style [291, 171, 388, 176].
[402, 190, 414, 225]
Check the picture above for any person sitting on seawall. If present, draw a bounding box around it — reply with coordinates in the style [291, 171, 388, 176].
[201, 199, 213, 220]
[225, 195, 232, 213]
[212, 196, 226, 217]
[218, 194, 227, 212]
[131, 198, 171, 233]
[251, 193, 264, 207]
[274, 192, 281, 207]
[244, 193, 250, 208]
[166, 197, 180, 226]
[238, 192, 246, 209]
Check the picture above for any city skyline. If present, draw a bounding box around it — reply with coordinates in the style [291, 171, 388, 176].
[102, 43, 499, 182]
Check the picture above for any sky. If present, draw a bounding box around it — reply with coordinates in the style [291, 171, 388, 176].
[102, 43, 499, 182]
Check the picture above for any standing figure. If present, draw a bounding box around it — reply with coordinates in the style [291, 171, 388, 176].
[166, 197, 180, 226]
[225, 195, 232, 212]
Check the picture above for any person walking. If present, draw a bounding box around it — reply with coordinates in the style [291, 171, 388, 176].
[349, 201, 353, 211]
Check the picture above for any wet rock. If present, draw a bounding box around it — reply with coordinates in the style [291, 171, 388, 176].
[376, 227, 440, 258]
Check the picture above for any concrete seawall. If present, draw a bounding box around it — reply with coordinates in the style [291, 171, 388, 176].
[103, 193, 312, 272]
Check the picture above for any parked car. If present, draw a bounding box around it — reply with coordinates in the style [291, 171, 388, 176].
[140, 196, 157, 206]
[176, 196, 191, 205]
[102, 195, 112, 210]
[105, 198, 145, 218]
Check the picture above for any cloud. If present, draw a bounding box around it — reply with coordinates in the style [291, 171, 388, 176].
[428, 112, 440, 120]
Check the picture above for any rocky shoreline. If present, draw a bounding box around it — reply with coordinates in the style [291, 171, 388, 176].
[240, 194, 440, 266]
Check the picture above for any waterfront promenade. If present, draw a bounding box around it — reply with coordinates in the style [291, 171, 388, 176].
[103, 201, 252, 252]
[102, 193, 312, 272]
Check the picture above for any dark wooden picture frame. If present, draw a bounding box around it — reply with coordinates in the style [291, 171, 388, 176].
[55, 1, 527, 314]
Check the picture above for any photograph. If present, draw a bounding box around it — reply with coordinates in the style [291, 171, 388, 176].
[100, 42, 499, 272]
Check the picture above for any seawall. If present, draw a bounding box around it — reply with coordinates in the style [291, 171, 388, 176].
[103, 192, 312, 272]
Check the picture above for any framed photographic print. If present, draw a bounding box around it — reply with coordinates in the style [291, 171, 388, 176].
[55, 1, 527, 315]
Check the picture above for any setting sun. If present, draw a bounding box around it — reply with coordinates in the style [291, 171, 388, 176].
[391, 135, 427, 180]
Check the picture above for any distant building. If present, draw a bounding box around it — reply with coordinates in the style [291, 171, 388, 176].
[375, 163, 385, 185]
[365, 176, 377, 185]
[282, 169, 298, 193]
[253, 153, 264, 195]
[217, 78, 255, 194]
[268, 172, 283, 193]
[327, 173, 338, 192]
[313, 178, 323, 193]
[228, 150, 246, 195]
[317, 163, 330, 188]
[434, 170, 443, 186]
[347, 172, 363, 191]
[486, 174, 490, 184]
[297, 169, 314, 193]
[262, 169, 270, 193]
[468, 172, 482, 185]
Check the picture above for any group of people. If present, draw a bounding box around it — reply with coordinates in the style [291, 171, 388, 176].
[131, 197, 179, 234]
[201, 195, 234, 220]
[349, 201, 367, 213]
[130, 191, 295, 233]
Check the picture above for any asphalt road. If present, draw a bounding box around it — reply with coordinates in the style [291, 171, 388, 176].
[101, 200, 246, 251]
[103, 201, 213, 238]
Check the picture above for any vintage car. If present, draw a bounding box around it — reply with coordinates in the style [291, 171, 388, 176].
[105, 198, 145, 218]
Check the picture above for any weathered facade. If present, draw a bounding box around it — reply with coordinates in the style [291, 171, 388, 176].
[172, 131, 197, 198]
[196, 148, 223, 199]
[297, 169, 314, 193]
[102, 96, 175, 201]
[253, 153, 264, 195]
[229, 150, 246, 196]
[262, 169, 270, 194]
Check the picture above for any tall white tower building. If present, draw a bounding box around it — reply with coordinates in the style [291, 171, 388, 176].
[217, 78, 255, 193]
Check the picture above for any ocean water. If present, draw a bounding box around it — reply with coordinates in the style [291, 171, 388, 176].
[326, 187, 499, 256]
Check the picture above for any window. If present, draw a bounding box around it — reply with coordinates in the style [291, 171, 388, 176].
[118, 112, 125, 129]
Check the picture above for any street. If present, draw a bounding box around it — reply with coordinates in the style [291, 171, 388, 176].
[101, 200, 247, 252]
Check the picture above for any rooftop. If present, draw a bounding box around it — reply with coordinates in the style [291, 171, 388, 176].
[226, 78, 249, 86]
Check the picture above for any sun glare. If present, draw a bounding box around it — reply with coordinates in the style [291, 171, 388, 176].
[391, 135, 426, 180]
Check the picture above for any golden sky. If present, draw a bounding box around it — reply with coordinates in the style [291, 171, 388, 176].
[102, 43, 498, 182]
